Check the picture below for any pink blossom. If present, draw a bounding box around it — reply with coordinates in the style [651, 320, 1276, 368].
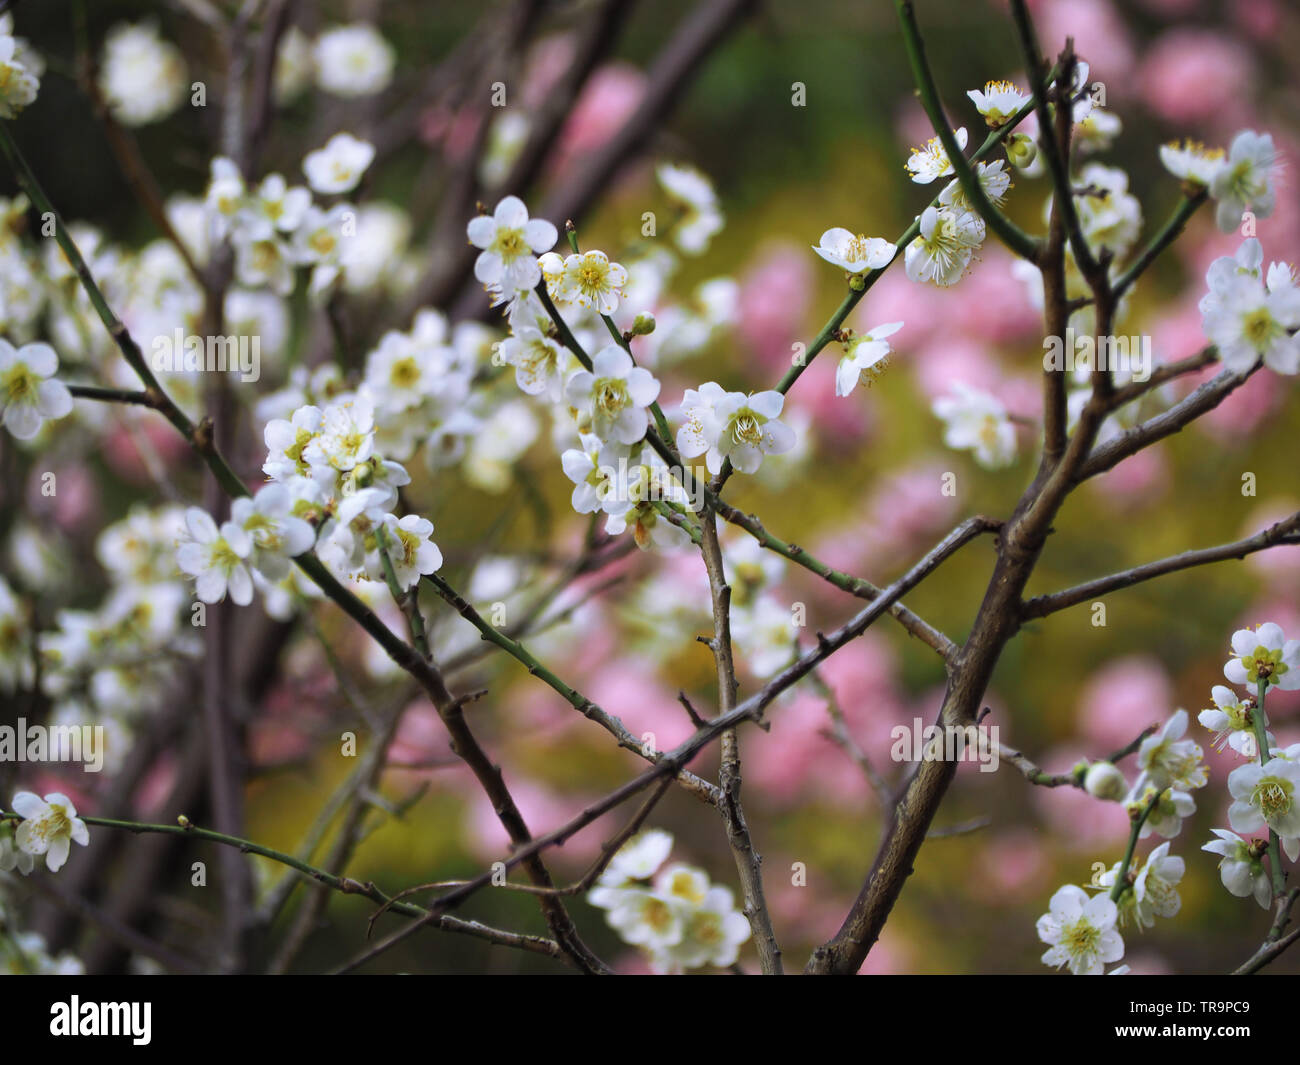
[1139, 30, 1254, 126]
[1037, 0, 1135, 88]
[551, 64, 645, 177]
[1077, 656, 1172, 749]
[737, 242, 814, 371]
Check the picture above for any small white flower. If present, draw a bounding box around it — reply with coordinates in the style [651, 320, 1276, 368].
[499, 325, 570, 401]
[1202, 270, 1300, 376]
[239, 173, 312, 238]
[176, 507, 254, 606]
[905, 205, 983, 287]
[0, 339, 71, 440]
[0, 33, 40, 118]
[1159, 139, 1226, 188]
[1074, 108, 1121, 153]
[656, 163, 724, 255]
[932, 382, 1016, 469]
[731, 594, 798, 677]
[563, 345, 660, 445]
[1224, 622, 1300, 691]
[650, 884, 752, 973]
[1136, 709, 1208, 792]
[906, 127, 969, 184]
[303, 132, 375, 195]
[1036, 884, 1124, 976]
[0, 829, 35, 875]
[1228, 758, 1300, 858]
[11, 791, 90, 873]
[367, 513, 442, 590]
[230, 483, 316, 581]
[264, 405, 323, 482]
[559, 250, 629, 315]
[594, 829, 674, 892]
[812, 228, 896, 277]
[99, 21, 186, 126]
[1131, 776, 1196, 841]
[938, 159, 1013, 212]
[835, 321, 903, 397]
[1211, 130, 1277, 233]
[303, 394, 376, 478]
[314, 23, 396, 98]
[1198, 685, 1265, 757]
[234, 234, 295, 297]
[967, 80, 1029, 128]
[466, 196, 558, 294]
[560, 433, 617, 515]
[604, 887, 688, 951]
[1202, 828, 1272, 909]
[678, 387, 794, 476]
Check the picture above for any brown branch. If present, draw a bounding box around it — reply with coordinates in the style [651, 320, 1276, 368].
[699, 512, 783, 975]
[1022, 513, 1300, 619]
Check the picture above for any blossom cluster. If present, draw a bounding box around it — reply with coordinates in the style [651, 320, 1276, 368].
[1036, 622, 1300, 974]
[588, 829, 750, 973]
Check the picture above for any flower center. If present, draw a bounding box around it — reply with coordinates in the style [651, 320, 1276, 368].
[1060, 917, 1101, 959]
[491, 227, 527, 263]
[390, 357, 420, 388]
[730, 412, 762, 446]
[1242, 308, 1280, 349]
[592, 377, 629, 417]
[1253, 776, 1292, 821]
[2, 363, 37, 404]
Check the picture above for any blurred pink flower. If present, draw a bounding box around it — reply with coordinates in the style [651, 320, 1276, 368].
[1037, 0, 1135, 88]
[910, 336, 1001, 400]
[973, 828, 1049, 902]
[27, 462, 99, 532]
[1139, 30, 1254, 127]
[1078, 656, 1173, 749]
[737, 242, 814, 371]
[463, 776, 609, 861]
[551, 63, 645, 177]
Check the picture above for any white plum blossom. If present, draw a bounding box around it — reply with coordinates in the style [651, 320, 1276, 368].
[835, 321, 903, 397]
[499, 325, 570, 400]
[1199, 685, 1265, 757]
[564, 345, 660, 445]
[1036, 884, 1124, 976]
[1136, 709, 1208, 792]
[932, 382, 1016, 468]
[1137, 780, 1197, 841]
[368, 513, 442, 590]
[239, 173, 311, 238]
[1201, 266, 1300, 376]
[99, 21, 187, 126]
[560, 433, 616, 514]
[1211, 130, 1277, 233]
[303, 132, 376, 195]
[967, 80, 1029, 127]
[812, 228, 896, 277]
[656, 163, 724, 254]
[0, 31, 40, 118]
[1227, 758, 1300, 860]
[1202, 829, 1272, 909]
[588, 831, 750, 972]
[1095, 842, 1184, 929]
[314, 23, 396, 98]
[938, 159, 1012, 212]
[1074, 108, 1121, 154]
[1224, 622, 1300, 691]
[229, 484, 316, 581]
[558, 250, 629, 315]
[731, 594, 798, 677]
[1159, 139, 1226, 188]
[467, 196, 557, 295]
[264, 405, 323, 482]
[0, 830, 34, 875]
[11, 791, 90, 873]
[0, 339, 71, 439]
[905, 128, 969, 184]
[711, 390, 796, 475]
[905, 205, 983, 287]
[177, 507, 255, 606]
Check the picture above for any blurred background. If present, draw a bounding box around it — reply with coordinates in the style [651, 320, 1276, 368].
[2, 0, 1300, 974]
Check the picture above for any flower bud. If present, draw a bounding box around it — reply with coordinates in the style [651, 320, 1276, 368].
[630, 312, 656, 337]
[1084, 761, 1127, 801]
[1006, 132, 1037, 169]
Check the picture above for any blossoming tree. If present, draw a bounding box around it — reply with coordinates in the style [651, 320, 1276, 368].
[1, 0, 1299, 976]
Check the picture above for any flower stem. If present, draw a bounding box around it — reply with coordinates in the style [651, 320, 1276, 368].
[1254, 677, 1286, 899]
